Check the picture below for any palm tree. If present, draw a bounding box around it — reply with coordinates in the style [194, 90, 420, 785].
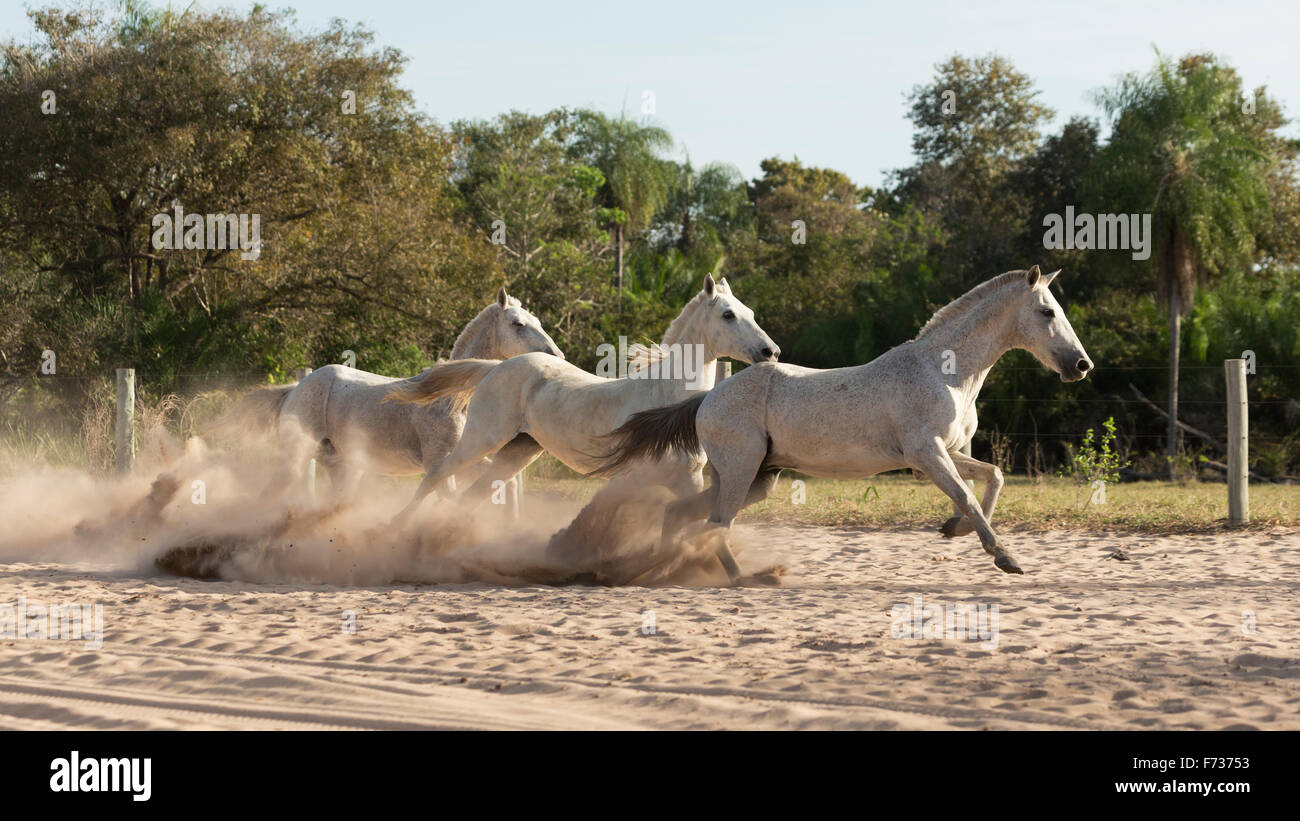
[662, 157, 752, 253]
[1091, 52, 1274, 478]
[569, 112, 674, 310]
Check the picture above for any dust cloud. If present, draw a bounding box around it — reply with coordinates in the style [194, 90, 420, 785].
[0, 417, 758, 587]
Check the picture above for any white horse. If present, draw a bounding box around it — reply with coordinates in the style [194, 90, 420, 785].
[384, 275, 779, 522]
[232, 287, 563, 507]
[595, 267, 1093, 580]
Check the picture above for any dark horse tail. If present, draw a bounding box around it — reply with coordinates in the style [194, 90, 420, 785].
[588, 393, 706, 478]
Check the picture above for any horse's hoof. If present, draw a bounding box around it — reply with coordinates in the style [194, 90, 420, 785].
[939, 516, 962, 538]
[995, 555, 1023, 574]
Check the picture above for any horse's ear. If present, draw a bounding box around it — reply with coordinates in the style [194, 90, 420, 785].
[717, 276, 732, 295]
[497, 286, 508, 307]
[703, 274, 716, 298]
[1026, 265, 1042, 287]
[1043, 269, 1061, 287]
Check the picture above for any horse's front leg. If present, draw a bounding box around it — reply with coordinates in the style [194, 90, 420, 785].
[907, 441, 1021, 574]
[940, 450, 1005, 539]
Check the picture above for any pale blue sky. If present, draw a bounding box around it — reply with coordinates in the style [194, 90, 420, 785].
[5, 0, 1298, 187]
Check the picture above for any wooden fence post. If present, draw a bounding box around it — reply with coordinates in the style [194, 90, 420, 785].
[1225, 358, 1249, 524]
[295, 367, 315, 498]
[115, 368, 135, 474]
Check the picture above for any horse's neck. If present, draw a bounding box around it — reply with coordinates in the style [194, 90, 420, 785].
[450, 318, 497, 360]
[653, 304, 718, 395]
[918, 295, 1018, 401]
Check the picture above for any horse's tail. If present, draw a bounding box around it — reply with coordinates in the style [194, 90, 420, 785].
[383, 359, 501, 412]
[588, 394, 706, 478]
[219, 383, 294, 437]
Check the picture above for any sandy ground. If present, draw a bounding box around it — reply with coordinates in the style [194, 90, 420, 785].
[1, 522, 1297, 730]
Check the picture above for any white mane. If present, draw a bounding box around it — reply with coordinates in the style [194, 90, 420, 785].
[915, 270, 1028, 340]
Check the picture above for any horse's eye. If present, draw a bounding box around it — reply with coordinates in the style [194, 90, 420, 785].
[1040, 308, 1055, 319]
[722, 310, 735, 320]
[512, 321, 525, 328]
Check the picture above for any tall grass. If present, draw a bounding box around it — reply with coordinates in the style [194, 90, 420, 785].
[528, 473, 1299, 533]
[0, 378, 240, 479]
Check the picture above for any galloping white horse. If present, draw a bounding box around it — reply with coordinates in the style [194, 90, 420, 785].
[384, 275, 779, 522]
[595, 267, 1093, 580]
[233, 288, 562, 506]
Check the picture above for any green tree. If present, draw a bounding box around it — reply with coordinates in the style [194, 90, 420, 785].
[0, 3, 487, 381]
[451, 109, 612, 362]
[730, 157, 880, 365]
[1090, 52, 1278, 477]
[1006, 117, 1103, 294]
[568, 111, 675, 310]
[654, 158, 752, 254]
[889, 54, 1054, 292]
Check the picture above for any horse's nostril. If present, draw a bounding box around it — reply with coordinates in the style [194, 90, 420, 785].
[1077, 359, 1090, 372]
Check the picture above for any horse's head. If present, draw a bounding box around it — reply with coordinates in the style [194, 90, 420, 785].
[1013, 266, 1092, 382]
[492, 287, 564, 360]
[695, 275, 780, 365]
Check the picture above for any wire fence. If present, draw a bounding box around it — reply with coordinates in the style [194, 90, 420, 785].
[2, 362, 1296, 448]
[969, 364, 1296, 443]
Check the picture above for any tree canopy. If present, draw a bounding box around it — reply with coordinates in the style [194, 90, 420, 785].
[2, 6, 1298, 475]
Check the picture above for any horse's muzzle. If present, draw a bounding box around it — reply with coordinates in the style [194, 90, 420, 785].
[1058, 354, 1093, 382]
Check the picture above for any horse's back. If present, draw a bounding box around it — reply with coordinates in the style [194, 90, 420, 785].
[283, 365, 403, 423]
[320, 364, 408, 400]
[481, 352, 606, 404]
[699, 360, 917, 478]
[280, 364, 433, 473]
[491, 352, 696, 474]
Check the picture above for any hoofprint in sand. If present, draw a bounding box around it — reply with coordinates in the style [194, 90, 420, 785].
[1, 523, 1295, 730]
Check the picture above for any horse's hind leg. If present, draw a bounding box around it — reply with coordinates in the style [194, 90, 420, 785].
[744, 468, 781, 506]
[908, 442, 1020, 574]
[391, 416, 517, 525]
[703, 437, 771, 584]
[321, 456, 363, 513]
[940, 451, 1004, 539]
[686, 466, 779, 535]
[258, 418, 315, 506]
[458, 434, 544, 512]
[732, 468, 783, 583]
